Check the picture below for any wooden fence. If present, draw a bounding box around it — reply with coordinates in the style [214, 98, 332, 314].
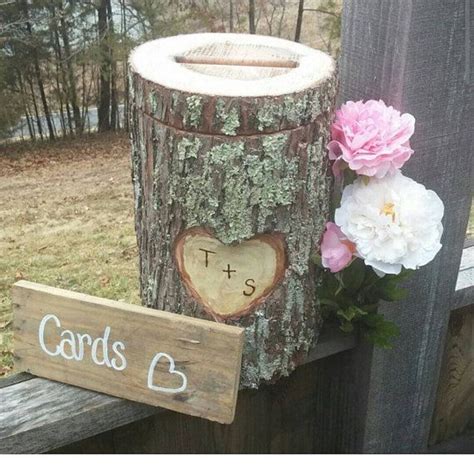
[0, 0, 472, 454]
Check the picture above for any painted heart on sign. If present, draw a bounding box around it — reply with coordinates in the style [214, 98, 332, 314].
[147, 352, 188, 394]
[174, 227, 287, 320]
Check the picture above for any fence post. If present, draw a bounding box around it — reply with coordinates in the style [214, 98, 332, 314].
[339, 0, 473, 453]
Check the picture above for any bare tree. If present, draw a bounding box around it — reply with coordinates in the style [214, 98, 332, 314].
[20, 0, 55, 140]
[58, 3, 82, 133]
[294, 0, 304, 42]
[229, 0, 234, 32]
[97, 0, 111, 132]
[248, 0, 256, 33]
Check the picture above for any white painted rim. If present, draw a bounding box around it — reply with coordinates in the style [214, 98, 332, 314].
[129, 33, 335, 97]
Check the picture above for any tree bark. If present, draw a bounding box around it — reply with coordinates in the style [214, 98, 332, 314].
[129, 36, 337, 388]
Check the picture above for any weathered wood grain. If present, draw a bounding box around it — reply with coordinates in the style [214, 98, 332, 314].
[453, 245, 474, 310]
[429, 306, 474, 446]
[427, 430, 474, 454]
[337, 0, 474, 453]
[13, 280, 244, 424]
[0, 371, 34, 389]
[53, 356, 348, 454]
[0, 376, 159, 454]
[0, 321, 356, 454]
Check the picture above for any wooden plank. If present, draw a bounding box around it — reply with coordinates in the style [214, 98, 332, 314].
[13, 280, 244, 424]
[336, 0, 473, 453]
[0, 371, 35, 389]
[51, 357, 344, 454]
[0, 322, 356, 454]
[427, 431, 474, 454]
[0, 377, 158, 454]
[429, 306, 474, 446]
[306, 322, 356, 362]
[453, 246, 474, 309]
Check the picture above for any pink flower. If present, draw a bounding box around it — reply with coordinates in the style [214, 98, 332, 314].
[321, 222, 355, 273]
[328, 100, 415, 178]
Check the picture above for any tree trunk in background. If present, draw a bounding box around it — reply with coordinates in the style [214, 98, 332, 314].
[248, 0, 256, 33]
[49, 15, 68, 137]
[26, 75, 43, 140]
[33, 54, 55, 141]
[55, 13, 74, 135]
[51, 5, 74, 135]
[43, 66, 58, 136]
[54, 67, 67, 136]
[294, 0, 305, 42]
[229, 1, 234, 32]
[24, 109, 34, 140]
[21, 0, 55, 140]
[17, 73, 35, 140]
[120, 0, 129, 132]
[57, 5, 81, 133]
[97, 0, 111, 132]
[107, 0, 119, 130]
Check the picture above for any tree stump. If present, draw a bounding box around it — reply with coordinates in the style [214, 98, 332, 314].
[129, 33, 336, 388]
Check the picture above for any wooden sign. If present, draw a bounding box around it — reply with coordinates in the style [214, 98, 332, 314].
[13, 281, 244, 424]
[174, 227, 287, 320]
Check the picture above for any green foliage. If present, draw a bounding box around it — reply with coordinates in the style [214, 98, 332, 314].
[317, 257, 413, 348]
[360, 314, 400, 349]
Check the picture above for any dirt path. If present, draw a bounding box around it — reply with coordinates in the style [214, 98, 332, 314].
[0, 133, 140, 376]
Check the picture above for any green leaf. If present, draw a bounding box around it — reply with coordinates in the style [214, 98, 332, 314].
[339, 320, 354, 333]
[319, 298, 341, 310]
[320, 272, 340, 295]
[373, 276, 409, 301]
[360, 314, 400, 349]
[340, 258, 366, 291]
[342, 167, 357, 186]
[336, 305, 368, 322]
[381, 284, 408, 301]
[360, 303, 379, 314]
[311, 253, 324, 268]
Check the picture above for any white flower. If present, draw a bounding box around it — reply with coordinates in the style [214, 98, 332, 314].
[334, 171, 444, 275]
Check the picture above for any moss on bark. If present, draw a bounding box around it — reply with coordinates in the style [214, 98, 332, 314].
[130, 67, 337, 388]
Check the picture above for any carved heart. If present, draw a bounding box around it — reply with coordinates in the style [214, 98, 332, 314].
[174, 227, 287, 320]
[147, 352, 188, 394]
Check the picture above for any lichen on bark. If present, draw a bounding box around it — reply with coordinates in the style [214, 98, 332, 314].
[184, 95, 203, 128]
[129, 67, 336, 389]
[215, 99, 240, 136]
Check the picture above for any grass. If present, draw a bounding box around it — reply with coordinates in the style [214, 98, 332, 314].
[0, 133, 140, 376]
